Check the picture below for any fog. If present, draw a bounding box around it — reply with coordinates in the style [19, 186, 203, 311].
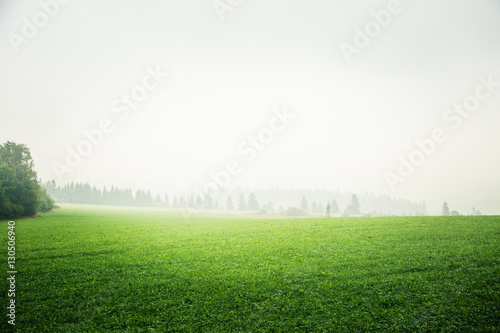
[1, 0, 499, 214]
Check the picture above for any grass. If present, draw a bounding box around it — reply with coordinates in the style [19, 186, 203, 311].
[1, 204, 499, 332]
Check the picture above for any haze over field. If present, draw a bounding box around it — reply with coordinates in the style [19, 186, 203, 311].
[0, 0, 499, 214]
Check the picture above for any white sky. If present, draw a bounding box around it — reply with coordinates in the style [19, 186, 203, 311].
[0, 0, 499, 214]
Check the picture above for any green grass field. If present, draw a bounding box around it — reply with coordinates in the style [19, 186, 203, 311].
[1, 205, 499, 332]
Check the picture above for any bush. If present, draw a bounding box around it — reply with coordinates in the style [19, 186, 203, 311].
[2, 202, 25, 219]
[38, 186, 55, 212]
[282, 207, 307, 216]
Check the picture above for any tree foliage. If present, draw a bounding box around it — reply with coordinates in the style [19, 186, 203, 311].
[442, 202, 450, 216]
[0, 141, 54, 219]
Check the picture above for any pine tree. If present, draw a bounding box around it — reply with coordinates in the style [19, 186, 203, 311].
[330, 199, 339, 214]
[346, 194, 361, 215]
[311, 201, 318, 214]
[247, 193, 260, 211]
[155, 194, 162, 206]
[301, 196, 309, 214]
[238, 193, 246, 211]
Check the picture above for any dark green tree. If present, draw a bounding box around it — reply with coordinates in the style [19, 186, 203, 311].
[0, 142, 54, 218]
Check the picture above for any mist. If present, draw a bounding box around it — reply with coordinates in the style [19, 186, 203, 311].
[1, 0, 499, 215]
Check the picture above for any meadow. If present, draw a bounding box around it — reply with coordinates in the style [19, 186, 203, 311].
[1, 204, 499, 332]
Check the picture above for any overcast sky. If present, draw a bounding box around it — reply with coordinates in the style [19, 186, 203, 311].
[1, 0, 499, 214]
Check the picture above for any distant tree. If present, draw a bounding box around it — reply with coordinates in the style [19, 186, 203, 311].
[345, 194, 361, 215]
[226, 195, 234, 210]
[247, 193, 260, 211]
[238, 193, 246, 211]
[282, 207, 306, 216]
[195, 195, 203, 208]
[203, 194, 212, 209]
[146, 191, 153, 205]
[102, 186, 109, 204]
[442, 202, 450, 216]
[311, 201, 318, 214]
[262, 201, 274, 213]
[471, 206, 482, 216]
[450, 210, 460, 216]
[318, 203, 324, 215]
[300, 196, 309, 214]
[326, 203, 331, 218]
[330, 199, 339, 214]
[135, 189, 153, 206]
[163, 193, 169, 207]
[179, 196, 187, 208]
[155, 194, 162, 206]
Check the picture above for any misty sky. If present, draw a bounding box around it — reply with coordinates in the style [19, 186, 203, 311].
[1, 0, 499, 214]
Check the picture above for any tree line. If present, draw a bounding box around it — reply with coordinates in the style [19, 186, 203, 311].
[0, 142, 54, 219]
[41, 181, 487, 217]
[44, 180, 369, 216]
[44, 181, 162, 207]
